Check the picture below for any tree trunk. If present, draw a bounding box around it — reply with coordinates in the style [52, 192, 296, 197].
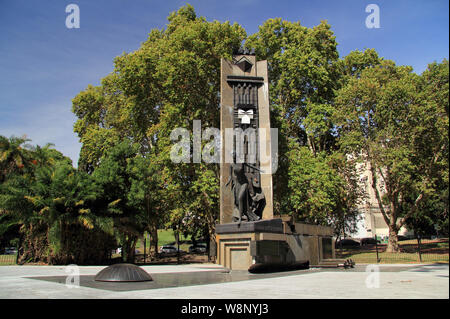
[368, 160, 401, 253]
[150, 224, 158, 255]
[123, 235, 138, 263]
[386, 225, 399, 253]
[307, 135, 316, 156]
[207, 228, 216, 263]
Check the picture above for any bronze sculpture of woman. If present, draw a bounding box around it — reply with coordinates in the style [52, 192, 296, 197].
[226, 162, 265, 223]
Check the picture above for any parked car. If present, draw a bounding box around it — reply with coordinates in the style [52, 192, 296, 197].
[360, 238, 381, 246]
[4, 247, 17, 255]
[189, 244, 207, 254]
[335, 239, 360, 248]
[159, 245, 184, 255]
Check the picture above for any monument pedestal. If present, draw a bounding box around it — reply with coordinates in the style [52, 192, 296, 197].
[215, 218, 337, 272]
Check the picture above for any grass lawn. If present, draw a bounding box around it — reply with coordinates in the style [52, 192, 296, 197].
[154, 229, 192, 251]
[133, 229, 196, 254]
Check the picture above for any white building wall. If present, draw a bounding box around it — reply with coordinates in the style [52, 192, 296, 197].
[353, 159, 411, 239]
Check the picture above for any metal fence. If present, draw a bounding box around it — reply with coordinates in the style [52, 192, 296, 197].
[336, 237, 449, 264]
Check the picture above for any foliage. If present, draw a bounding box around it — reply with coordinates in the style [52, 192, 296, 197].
[72, 5, 245, 250]
[334, 58, 449, 251]
[0, 135, 33, 183]
[0, 139, 115, 264]
[246, 18, 362, 233]
[287, 143, 362, 235]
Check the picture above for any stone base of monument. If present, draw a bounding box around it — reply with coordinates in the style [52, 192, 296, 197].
[215, 217, 344, 271]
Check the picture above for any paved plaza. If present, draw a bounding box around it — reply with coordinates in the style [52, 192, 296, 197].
[0, 263, 448, 299]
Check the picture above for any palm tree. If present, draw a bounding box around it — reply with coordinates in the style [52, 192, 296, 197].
[30, 143, 74, 168]
[0, 135, 32, 182]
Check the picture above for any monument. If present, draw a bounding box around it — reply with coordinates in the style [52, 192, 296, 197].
[219, 47, 274, 224]
[215, 48, 351, 271]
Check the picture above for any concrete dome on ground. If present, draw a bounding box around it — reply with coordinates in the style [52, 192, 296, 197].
[94, 263, 153, 282]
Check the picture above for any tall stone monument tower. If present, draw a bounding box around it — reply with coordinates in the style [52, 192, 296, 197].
[219, 48, 274, 224]
[215, 48, 340, 272]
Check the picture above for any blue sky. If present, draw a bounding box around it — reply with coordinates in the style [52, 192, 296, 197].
[0, 0, 448, 166]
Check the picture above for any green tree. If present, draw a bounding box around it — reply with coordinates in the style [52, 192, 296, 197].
[0, 135, 33, 183]
[92, 141, 142, 262]
[334, 59, 448, 252]
[72, 5, 245, 247]
[245, 18, 342, 214]
[126, 151, 166, 255]
[404, 60, 449, 239]
[246, 18, 364, 233]
[0, 143, 114, 264]
[287, 143, 362, 235]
